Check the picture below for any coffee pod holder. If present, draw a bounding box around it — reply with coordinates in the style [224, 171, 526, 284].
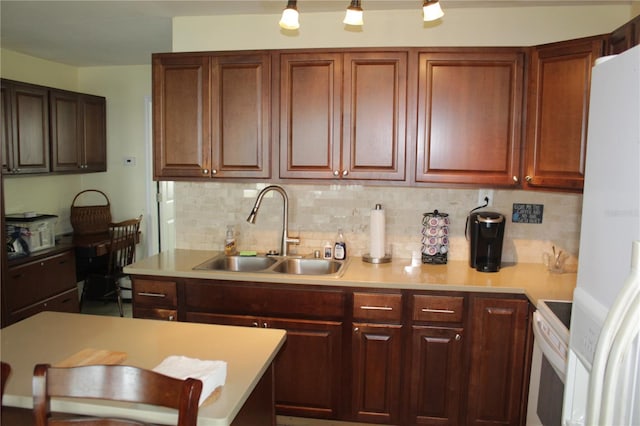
[421, 210, 449, 264]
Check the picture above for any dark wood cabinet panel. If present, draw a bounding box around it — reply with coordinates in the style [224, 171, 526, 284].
[279, 51, 408, 181]
[524, 36, 605, 191]
[408, 326, 464, 426]
[1, 80, 50, 175]
[351, 323, 402, 424]
[279, 52, 342, 179]
[3, 249, 78, 327]
[153, 54, 211, 178]
[50, 90, 106, 172]
[212, 53, 271, 178]
[415, 50, 524, 186]
[466, 296, 529, 426]
[607, 15, 640, 54]
[153, 52, 271, 180]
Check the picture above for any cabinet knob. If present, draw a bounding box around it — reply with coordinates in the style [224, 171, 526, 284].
[354, 327, 359, 333]
[455, 334, 461, 341]
[252, 321, 259, 327]
[333, 170, 340, 177]
[342, 170, 348, 177]
[513, 175, 519, 183]
[525, 175, 532, 183]
[262, 322, 268, 328]
[168, 315, 175, 321]
[202, 169, 209, 174]
[211, 169, 218, 175]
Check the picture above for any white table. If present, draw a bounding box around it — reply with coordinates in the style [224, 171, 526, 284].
[0, 311, 286, 426]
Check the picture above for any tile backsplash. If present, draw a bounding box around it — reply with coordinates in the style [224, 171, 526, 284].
[175, 182, 582, 264]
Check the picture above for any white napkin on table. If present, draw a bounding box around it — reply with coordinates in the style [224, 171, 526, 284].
[152, 355, 227, 406]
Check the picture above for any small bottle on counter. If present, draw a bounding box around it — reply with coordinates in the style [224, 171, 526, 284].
[224, 225, 236, 255]
[334, 229, 347, 260]
[323, 241, 333, 259]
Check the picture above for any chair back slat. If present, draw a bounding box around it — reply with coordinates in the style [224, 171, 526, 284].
[107, 216, 142, 276]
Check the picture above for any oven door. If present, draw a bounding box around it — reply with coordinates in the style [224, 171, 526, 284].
[527, 311, 568, 426]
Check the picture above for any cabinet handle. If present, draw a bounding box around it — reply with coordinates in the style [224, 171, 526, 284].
[40, 262, 45, 267]
[513, 175, 519, 183]
[202, 169, 209, 174]
[211, 169, 218, 175]
[455, 334, 461, 341]
[137, 292, 166, 298]
[421, 308, 455, 314]
[360, 305, 393, 311]
[333, 170, 340, 176]
[168, 315, 175, 321]
[342, 170, 348, 177]
[354, 327, 359, 333]
[262, 322, 268, 328]
[252, 321, 259, 327]
[525, 175, 532, 183]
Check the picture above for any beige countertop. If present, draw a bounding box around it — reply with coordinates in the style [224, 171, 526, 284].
[125, 249, 576, 304]
[0, 311, 286, 426]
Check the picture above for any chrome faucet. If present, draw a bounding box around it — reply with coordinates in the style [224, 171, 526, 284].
[246, 185, 300, 257]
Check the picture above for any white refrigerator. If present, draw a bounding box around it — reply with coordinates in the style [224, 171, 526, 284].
[562, 45, 640, 425]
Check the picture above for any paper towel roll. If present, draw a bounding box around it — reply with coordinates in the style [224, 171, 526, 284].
[370, 205, 386, 259]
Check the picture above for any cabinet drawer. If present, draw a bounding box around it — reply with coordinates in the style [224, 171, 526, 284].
[413, 295, 464, 323]
[132, 279, 177, 308]
[8, 287, 80, 325]
[134, 307, 177, 321]
[353, 292, 402, 322]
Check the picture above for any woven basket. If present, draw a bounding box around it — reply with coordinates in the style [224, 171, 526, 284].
[70, 189, 112, 236]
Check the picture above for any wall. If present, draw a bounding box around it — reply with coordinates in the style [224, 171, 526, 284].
[1, 49, 152, 256]
[170, 5, 632, 263]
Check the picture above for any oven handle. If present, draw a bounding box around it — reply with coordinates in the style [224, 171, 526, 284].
[532, 310, 568, 379]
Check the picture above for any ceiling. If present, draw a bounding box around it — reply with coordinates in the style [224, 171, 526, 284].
[0, 0, 633, 67]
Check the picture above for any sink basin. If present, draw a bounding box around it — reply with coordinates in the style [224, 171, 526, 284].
[194, 255, 277, 272]
[271, 258, 344, 275]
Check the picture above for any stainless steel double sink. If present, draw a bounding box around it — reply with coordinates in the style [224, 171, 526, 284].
[193, 253, 348, 277]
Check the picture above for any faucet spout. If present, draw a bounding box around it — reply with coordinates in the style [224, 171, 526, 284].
[246, 185, 299, 256]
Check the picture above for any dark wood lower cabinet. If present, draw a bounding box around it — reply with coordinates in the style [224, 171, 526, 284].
[351, 323, 403, 424]
[408, 326, 464, 425]
[131, 277, 532, 426]
[466, 296, 530, 426]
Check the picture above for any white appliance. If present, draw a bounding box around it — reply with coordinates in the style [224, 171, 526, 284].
[562, 45, 640, 426]
[527, 300, 572, 425]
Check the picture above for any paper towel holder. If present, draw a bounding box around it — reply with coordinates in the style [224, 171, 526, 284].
[363, 204, 392, 264]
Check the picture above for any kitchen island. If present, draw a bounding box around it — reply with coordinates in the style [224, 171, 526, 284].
[0, 311, 286, 426]
[124, 249, 576, 303]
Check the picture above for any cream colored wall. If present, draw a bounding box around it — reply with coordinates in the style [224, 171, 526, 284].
[1, 49, 151, 246]
[170, 5, 633, 264]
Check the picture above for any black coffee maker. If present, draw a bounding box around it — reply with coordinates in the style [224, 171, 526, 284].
[468, 211, 505, 272]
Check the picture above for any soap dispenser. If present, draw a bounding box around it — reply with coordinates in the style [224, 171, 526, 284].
[334, 229, 347, 260]
[224, 225, 237, 256]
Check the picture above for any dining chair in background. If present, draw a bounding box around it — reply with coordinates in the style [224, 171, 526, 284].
[32, 363, 202, 426]
[81, 215, 143, 316]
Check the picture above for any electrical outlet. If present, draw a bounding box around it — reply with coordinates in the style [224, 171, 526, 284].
[478, 189, 494, 207]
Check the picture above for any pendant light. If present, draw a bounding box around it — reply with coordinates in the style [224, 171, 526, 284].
[279, 0, 300, 30]
[343, 0, 364, 26]
[423, 0, 444, 22]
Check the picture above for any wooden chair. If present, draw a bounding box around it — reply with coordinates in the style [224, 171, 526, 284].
[82, 215, 142, 316]
[32, 364, 203, 426]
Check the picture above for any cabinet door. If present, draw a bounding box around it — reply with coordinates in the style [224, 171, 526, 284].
[467, 297, 529, 426]
[279, 53, 342, 179]
[408, 326, 464, 426]
[416, 50, 524, 186]
[50, 89, 82, 172]
[524, 36, 605, 191]
[342, 52, 407, 181]
[211, 53, 271, 178]
[1, 80, 50, 174]
[81, 94, 107, 172]
[1, 84, 12, 173]
[153, 54, 211, 179]
[351, 323, 402, 424]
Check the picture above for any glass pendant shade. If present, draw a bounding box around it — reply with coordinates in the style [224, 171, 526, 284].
[343, 0, 364, 26]
[423, 0, 444, 21]
[279, 0, 299, 30]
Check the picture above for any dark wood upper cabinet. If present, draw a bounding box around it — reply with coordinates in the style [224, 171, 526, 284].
[607, 14, 640, 55]
[1, 80, 50, 175]
[153, 52, 271, 180]
[50, 89, 106, 173]
[524, 36, 605, 191]
[415, 50, 524, 186]
[279, 51, 407, 181]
